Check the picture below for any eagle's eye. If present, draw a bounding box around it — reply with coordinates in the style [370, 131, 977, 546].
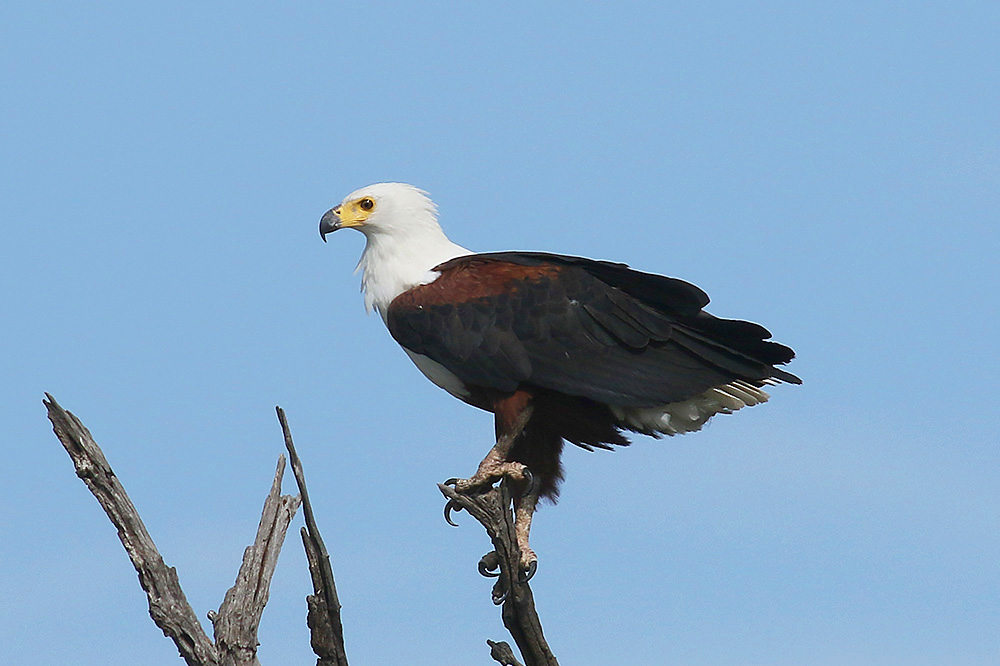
[359, 198, 375, 211]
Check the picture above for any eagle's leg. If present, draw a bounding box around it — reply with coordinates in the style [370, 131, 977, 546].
[512, 481, 539, 576]
[446, 392, 540, 574]
[445, 395, 534, 493]
[447, 440, 530, 493]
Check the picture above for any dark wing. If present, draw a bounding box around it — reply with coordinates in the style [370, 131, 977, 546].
[386, 252, 800, 408]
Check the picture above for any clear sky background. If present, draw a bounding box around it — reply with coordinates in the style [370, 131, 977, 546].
[2, 3, 998, 665]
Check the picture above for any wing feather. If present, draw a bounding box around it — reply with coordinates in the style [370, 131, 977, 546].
[386, 252, 799, 408]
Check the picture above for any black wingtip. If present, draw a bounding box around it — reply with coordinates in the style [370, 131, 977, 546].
[771, 367, 803, 385]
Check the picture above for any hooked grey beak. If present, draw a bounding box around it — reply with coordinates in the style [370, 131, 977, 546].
[319, 208, 340, 242]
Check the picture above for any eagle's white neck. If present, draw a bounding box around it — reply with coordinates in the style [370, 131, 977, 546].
[356, 217, 471, 320]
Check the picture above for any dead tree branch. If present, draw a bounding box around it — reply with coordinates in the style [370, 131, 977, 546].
[209, 456, 301, 666]
[486, 639, 525, 666]
[439, 482, 559, 666]
[46, 392, 557, 665]
[44, 394, 300, 666]
[45, 393, 219, 665]
[276, 406, 350, 666]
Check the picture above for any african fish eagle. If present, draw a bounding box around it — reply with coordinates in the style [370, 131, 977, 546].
[320, 182, 800, 572]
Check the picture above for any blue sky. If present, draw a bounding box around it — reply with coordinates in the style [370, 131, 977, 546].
[2, 2, 998, 664]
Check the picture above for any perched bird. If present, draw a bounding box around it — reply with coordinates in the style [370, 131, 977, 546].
[320, 182, 799, 573]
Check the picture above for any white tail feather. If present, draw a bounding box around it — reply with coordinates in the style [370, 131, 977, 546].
[611, 380, 772, 436]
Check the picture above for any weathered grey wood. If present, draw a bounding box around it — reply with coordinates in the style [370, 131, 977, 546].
[47, 392, 558, 665]
[439, 482, 559, 666]
[44, 393, 220, 666]
[209, 456, 302, 666]
[45, 395, 302, 666]
[487, 639, 525, 666]
[276, 406, 350, 666]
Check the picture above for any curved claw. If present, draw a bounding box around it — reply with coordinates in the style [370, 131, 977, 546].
[478, 551, 501, 578]
[443, 499, 463, 527]
[443, 477, 461, 487]
[492, 585, 507, 606]
[523, 467, 540, 498]
[520, 559, 538, 583]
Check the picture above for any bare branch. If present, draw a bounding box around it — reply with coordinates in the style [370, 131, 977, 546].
[45, 394, 302, 666]
[46, 393, 555, 666]
[276, 406, 350, 666]
[439, 483, 559, 666]
[209, 456, 302, 666]
[487, 639, 525, 666]
[44, 393, 219, 666]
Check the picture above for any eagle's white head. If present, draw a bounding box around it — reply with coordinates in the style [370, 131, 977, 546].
[320, 183, 471, 318]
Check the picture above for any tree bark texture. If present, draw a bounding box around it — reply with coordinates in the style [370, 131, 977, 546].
[440, 483, 559, 666]
[276, 406, 350, 666]
[44, 394, 300, 666]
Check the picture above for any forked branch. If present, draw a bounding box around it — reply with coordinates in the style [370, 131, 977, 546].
[44, 394, 300, 666]
[45, 393, 557, 665]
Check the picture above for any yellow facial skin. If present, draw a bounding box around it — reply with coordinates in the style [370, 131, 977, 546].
[334, 196, 377, 228]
